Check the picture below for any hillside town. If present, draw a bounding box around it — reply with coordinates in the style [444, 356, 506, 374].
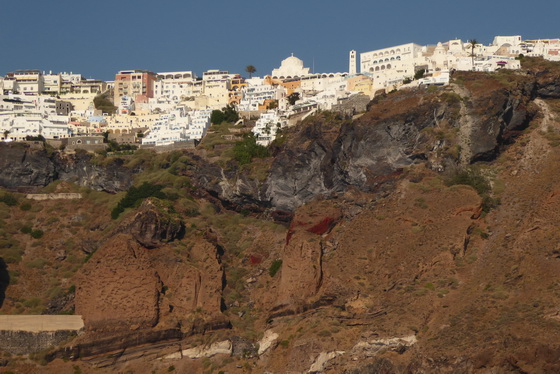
[1, 35, 558, 150]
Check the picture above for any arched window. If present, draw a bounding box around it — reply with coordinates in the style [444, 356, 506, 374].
[381, 65, 385, 70]
[387, 64, 391, 69]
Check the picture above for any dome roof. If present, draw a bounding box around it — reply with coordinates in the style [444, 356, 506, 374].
[271, 54, 310, 78]
[281, 55, 304, 68]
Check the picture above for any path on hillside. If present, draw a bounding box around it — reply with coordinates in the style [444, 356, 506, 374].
[0, 315, 83, 332]
[450, 83, 475, 165]
[519, 98, 558, 173]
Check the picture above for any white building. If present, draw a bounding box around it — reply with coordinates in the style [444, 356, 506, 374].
[153, 71, 198, 103]
[141, 107, 211, 146]
[299, 73, 348, 94]
[187, 109, 212, 141]
[252, 110, 285, 146]
[271, 55, 311, 79]
[0, 111, 70, 141]
[142, 111, 189, 146]
[118, 96, 135, 115]
[238, 83, 285, 112]
[524, 39, 560, 61]
[42, 72, 61, 94]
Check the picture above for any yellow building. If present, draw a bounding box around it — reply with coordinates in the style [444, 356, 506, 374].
[346, 75, 373, 97]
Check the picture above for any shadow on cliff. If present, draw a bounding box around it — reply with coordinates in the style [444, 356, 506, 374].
[0, 258, 9, 308]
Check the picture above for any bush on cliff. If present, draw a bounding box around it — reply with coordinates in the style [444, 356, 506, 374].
[233, 134, 269, 165]
[445, 167, 500, 213]
[269, 259, 282, 277]
[0, 193, 17, 207]
[93, 93, 117, 115]
[111, 182, 167, 219]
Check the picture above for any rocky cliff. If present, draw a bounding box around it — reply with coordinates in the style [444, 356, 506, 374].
[2, 59, 560, 373]
[0, 144, 136, 193]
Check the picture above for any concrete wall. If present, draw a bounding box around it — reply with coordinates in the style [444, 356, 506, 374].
[140, 140, 195, 153]
[0, 315, 84, 354]
[26, 193, 82, 201]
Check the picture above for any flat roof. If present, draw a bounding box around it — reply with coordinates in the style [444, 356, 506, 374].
[0, 315, 84, 332]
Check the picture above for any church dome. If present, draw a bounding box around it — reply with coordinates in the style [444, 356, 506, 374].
[281, 55, 304, 69]
[271, 54, 310, 78]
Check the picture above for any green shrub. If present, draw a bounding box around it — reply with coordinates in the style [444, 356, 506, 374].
[111, 182, 167, 219]
[20, 225, 33, 234]
[93, 93, 117, 115]
[445, 167, 490, 195]
[269, 259, 283, 277]
[445, 167, 502, 213]
[20, 202, 32, 211]
[0, 193, 17, 206]
[31, 229, 44, 239]
[233, 134, 270, 165]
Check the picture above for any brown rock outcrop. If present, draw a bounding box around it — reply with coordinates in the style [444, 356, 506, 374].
[275, 202, 342, 310]
[75, 234, 162, 332]
[119, 198, 185, 248]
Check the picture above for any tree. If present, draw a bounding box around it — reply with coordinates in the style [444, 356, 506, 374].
[222, 104, 239, 123]
[211, 104, 239, 125]
[245, 65, 256, 79]
[414, 69, 425, 80]
[468, 39, 478, 71]
[233, 133, 269, 165]
[210, 110, 225, 125]
[2, 130, 9, 140]
[287, 92, 300, 106]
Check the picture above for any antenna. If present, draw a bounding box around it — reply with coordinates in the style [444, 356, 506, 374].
[313, 57, 315, 74]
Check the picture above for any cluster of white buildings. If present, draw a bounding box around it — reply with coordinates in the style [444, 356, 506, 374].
[357, 36, 560, 92]
[0, 94, 71, 141]
[141, 108, 212, 146]
[1, 35, 558, 147]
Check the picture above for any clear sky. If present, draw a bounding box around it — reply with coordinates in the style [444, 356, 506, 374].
[1, 0, 558, 81]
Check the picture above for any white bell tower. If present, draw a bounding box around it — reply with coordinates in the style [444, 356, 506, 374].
[349, 50, 357, 75]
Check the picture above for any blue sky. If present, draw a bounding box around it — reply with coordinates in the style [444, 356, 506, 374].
[0, 0, 558, 81]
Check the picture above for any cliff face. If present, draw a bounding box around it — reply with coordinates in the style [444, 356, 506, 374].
[0, 144, 56, 189]
[0, 144, 135, 193]
[194, 71, 547, 212]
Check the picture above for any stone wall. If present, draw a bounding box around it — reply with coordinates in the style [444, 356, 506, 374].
[0, 330, 80, 355]
[26, 193, 82, 201]
[0, 315, 84, 354]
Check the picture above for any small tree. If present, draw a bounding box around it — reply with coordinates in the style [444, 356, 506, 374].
[245, 65, 256, 79]
[414, 69, 425, 80]
[468, 39, 478, 71]
[287, 92, 300, 106]
[233, 133, 269, 165]
[222, 104, 239, 123]
[210, 110, 225, 125]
